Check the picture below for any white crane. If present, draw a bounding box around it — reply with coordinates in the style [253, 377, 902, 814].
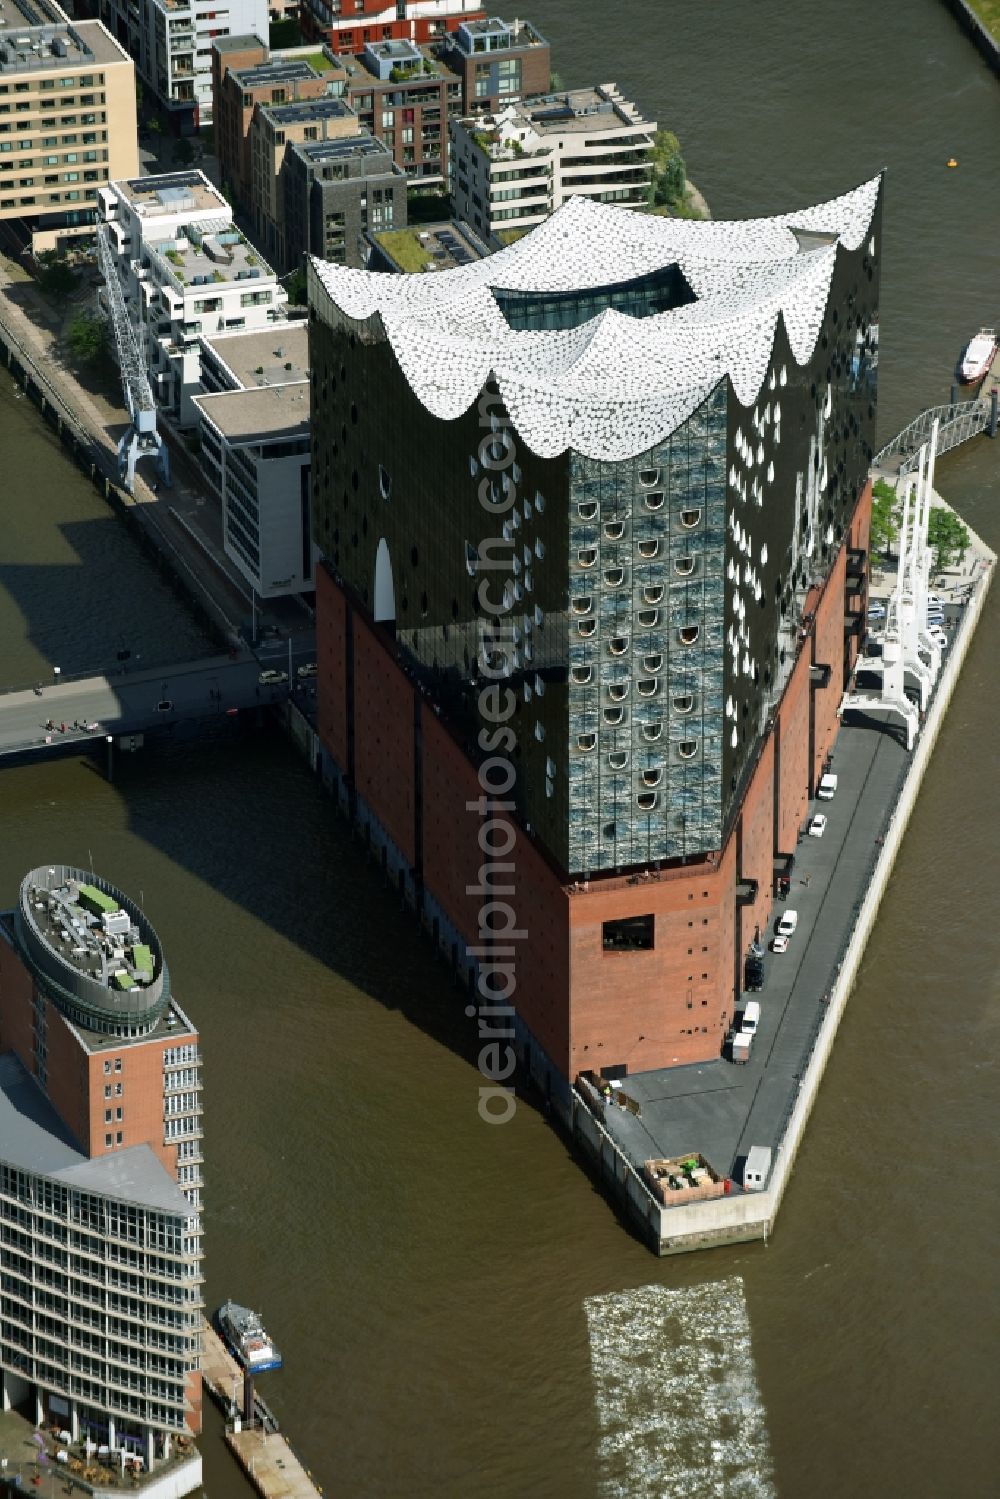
[96, 223, 170, 491]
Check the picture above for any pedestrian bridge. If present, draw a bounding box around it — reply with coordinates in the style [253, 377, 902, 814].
[0, 653, 294, 761]
[874, 391, 998, 476]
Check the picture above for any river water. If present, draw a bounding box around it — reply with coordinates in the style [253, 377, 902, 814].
[1, 2, 998, 1495]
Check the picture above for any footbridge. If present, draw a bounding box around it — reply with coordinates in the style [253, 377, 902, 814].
[0, 646, 312, 761]
[874, 390, 998, 475]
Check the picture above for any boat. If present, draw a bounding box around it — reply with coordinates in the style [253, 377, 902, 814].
[957, 326, 996, 384]
[216, 1301, 282, 1373]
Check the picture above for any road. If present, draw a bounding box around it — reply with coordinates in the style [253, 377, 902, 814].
[0, 641, 315, 757]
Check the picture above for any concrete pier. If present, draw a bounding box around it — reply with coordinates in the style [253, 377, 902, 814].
[569, 488, 995, 1254]
[200, 1321, 321, 1499]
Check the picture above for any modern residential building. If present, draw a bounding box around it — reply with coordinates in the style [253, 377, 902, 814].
[0, 1, 138, 252]
[194, 323, 314, 598]
[306, 178, 883, 1107]
[339, 38, 461, 185]
[282, 130, 405, 269]
[99, 169, 287, 426]
[301, 0, 485, 56]
[248, 94, 358, 266]
[365, 215, 483, 273]
[439, 15, 549, 116]
[212, 38, 344, 210]
[450, 84, 655, 242]
[0, 865, 203, 1484]
[99, 0, 268, 130]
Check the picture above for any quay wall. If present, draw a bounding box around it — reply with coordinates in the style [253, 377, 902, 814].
[942, 0, 1000, 72]
[0, 312, 235, 648]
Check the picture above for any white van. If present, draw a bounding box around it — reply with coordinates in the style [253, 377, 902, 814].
[740, 1000, 761, 1037]
[777, 910, 798, 937]
[817, 772, 838, 800]
[742, 1145, 772, 1191]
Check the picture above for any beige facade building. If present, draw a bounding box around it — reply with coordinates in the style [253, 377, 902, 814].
[0, 0, 137, 251]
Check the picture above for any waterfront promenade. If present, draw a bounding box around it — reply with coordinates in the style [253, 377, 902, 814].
[573, 496, 995, 1254]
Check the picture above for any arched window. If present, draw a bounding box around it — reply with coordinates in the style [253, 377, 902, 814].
[373, 537, 396, 623]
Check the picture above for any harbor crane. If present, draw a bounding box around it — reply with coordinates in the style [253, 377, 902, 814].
[96, 223, 170, 492]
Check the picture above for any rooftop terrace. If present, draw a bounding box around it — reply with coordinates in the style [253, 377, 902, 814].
[291, 131, 398, 169]
[149, 220, 278, 291]
[15, 865, 167, 1030]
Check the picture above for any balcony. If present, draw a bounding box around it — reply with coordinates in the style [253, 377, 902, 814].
[810, 662, 832, 687]
[736, 877, 759, 906]
[846, 546, 867, 581]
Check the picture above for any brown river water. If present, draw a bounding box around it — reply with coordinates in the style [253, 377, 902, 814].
[1, 2, 998, 1494]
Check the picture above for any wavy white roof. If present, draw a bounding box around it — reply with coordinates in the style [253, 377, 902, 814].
[310, 177, 881, 461]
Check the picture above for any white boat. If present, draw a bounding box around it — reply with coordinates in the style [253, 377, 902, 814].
[958, 327, 996, 383]
[216, 1301, 282, 1373]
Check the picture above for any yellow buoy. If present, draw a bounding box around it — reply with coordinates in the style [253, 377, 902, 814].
[947, 158, 958, 168]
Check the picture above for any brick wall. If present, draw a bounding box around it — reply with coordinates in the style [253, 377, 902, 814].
[353, 614, 417, 866]
[812, 544, 848, 785]
[777, 649, 811, 853]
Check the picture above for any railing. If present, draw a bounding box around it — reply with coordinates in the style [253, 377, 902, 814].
[874, 394, 996, 474]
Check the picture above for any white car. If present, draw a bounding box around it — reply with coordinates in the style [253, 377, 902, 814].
[867, 600, 886, 619]
[808, 814, 827, 838]
[927, 593, 943, 609]
[772, 934, 790, 954]
[926, 610, 944, 626]
[777, 910, 798, 937]
[817, 772, 838, 800]
[927, 625, 947, 649]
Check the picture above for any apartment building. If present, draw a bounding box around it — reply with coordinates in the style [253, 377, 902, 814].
[301, 0, 485, 55]
[212, 38, 343, 209]
[0, 865, 203, 1484]
[248, 94, 357, 265]
[340, 38, 461, 185]
[281, 130, 405, 269]
[450, 84, 655, 242]
[100, 169, 287, 426]
[194, 323, 314, 598]
[439, 15, 548, 115]
[100, 0, 268, 130]
[0, 1, 137, 251]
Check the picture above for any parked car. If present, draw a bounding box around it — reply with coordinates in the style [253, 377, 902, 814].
[817, 772, 838, 800]
[926, 609, 944, 626]
[808, 813, 828, 838]
[772, 934, 790, 954]
[927, 593, 943, 609]
[259, 669, 288, 685]
[777, 910, 798, 937]
[739, 1000, 761, 1037]
[867, 600, 886, 618]
[927, 625, 948, 649]
[296, 662, 317, 680]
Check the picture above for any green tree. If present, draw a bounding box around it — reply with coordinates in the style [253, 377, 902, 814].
[174, 136, 195, 167]
[285, 268, 308, 307]
[37, 253, 78, 305]
[869, 477, 900, 557]
[66, 313, 107, 365]
[927, 505, 970, 571]
[647, 129, 687, 210]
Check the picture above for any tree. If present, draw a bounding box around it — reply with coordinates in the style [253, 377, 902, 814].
[869, 477, 900, 557]
[647, 129, 687, 210]
[927, 505, 970, 571]
[174, 136, 195, 167]
[285, 268, 308, 307]
[66, 313, 108, 365]
[37, 253, 77, 305]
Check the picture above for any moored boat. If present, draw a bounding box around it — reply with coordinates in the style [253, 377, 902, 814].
[216, 1301, 282, 1373]
[957, 326, 996, 384]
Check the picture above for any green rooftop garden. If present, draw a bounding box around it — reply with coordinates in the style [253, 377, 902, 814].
[302, 50, 336, 72]
[374, 228, 433, 273]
